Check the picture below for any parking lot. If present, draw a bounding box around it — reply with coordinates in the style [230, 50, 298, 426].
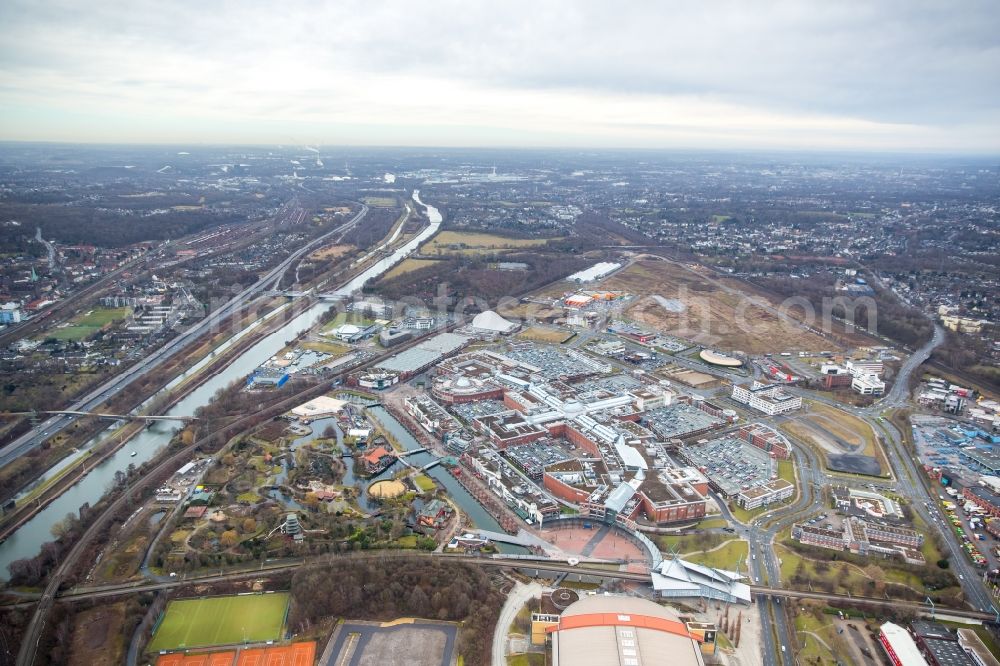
[642, 403, 722, 440]
[681, 436, 775, 496]
[910, 416, 998, 569]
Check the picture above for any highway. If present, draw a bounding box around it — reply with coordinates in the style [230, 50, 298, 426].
[0, 205, 368, 468]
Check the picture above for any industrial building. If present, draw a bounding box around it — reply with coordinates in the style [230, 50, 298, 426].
[565, 261, 622, 283]
[547, 595, 705, 666]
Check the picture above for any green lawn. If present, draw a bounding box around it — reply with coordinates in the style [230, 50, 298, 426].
[729, 503, 768, 524]
[413, 474, 436, 492]
[396, 535, 418, 548]
[147, 592, 289, 651]
[794, 612, 838, 664]
[695, 517, 729, 530]
[508, 655, 545, 666]
[777, 459, 795, 483]
[683, 540, 749, 570]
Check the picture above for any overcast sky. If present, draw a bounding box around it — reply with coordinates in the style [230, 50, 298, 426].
[1, 0, 998, 152]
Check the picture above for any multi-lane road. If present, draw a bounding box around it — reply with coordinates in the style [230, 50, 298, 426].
[0, 205, 368, 469]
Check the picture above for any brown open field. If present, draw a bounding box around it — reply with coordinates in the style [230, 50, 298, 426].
[307, 244, 354, 261]
[69, 602, 127, 666]
[517, 326, 574, 343]
[420, 230, 550, 256]
[383, 258, 441, 280]
[363, 196, 397, 207]
[600, 258, 851, 353]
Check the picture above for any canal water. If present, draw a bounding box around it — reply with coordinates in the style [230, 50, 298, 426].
[0, 193, 469, 578]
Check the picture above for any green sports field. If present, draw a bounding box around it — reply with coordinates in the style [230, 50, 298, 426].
[147, 592, 289, 651]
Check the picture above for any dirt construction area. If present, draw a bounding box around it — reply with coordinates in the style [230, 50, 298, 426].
[781, 402, 885, 476]
[321, 621, 457, 666]
[596, 258, 869, 353]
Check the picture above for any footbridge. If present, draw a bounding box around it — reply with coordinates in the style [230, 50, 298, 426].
[476, 529, 556, 552]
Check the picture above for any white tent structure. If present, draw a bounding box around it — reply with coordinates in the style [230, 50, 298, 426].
[470, 310, 518, 335]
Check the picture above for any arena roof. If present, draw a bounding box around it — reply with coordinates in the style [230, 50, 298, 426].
[549, 595, 704, 666]
[698, 349, 743, 367]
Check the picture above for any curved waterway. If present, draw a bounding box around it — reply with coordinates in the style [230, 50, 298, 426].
[0, 193, 449, 579]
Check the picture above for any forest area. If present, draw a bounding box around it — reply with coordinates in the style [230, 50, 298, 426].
[290, 558, 504, 666]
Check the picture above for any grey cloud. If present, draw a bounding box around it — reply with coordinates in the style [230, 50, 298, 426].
[0, 0, 998, 146]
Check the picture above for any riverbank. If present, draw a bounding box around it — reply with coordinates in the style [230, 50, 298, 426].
[0, 297, 319, 546]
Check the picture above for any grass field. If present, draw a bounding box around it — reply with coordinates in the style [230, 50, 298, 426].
[147, 593, 289, 651]
[420, 230, 549, 256]
[695, 517, 729, 530]
[794, 612, 838, 665]
[47, 307, 131, 341]
[517, 326, 574, 344]
[363, 196, 397, 207]
[777, 459, 795, 483]
[383, 258, 440, 280]
[413, 474, 437, 492]
[682, 539, 749, 570]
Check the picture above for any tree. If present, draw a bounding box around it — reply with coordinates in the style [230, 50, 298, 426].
[937, 558, 950, 569]
[50, 513, 76, 539]
[242, 518, 257, 534]
[220, 530, 239, 547]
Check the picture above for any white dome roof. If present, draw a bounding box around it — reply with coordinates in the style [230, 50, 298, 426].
[338, 324, 361, 335]
[471, 310, 517, 333]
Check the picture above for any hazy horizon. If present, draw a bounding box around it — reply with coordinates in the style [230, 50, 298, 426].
[2, 0, 998, 153]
